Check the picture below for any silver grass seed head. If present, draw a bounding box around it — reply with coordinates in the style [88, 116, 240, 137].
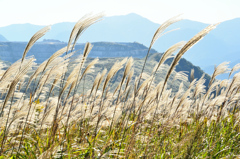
[21, 26, 51, 64]
[213, 62, 230, 77]
[83, 42, 93, 58]
[173, 71, 189, 83]
[220, 79, 231, 88]
[95, 69, 107, 93]
[0, 61, 22, 88]
[136, 76, 153, 96]
[125, 69, 134, 88]
[42, 45, 73, 73]
[123, 57, 133, 80]
[102, 61, 123, 92]
[209, 62, 230, 86]
[81, 58, 99, 79]
[193, 78, 206, 97]
[150, 15, 182, 49]
[229, 63, 240, 78]
[89, 72, 101, 96]
[156, 41, 186, 72]
[67, 13, 104, 52]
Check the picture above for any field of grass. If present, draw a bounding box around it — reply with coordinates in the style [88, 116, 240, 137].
[0, 14, 240, 158]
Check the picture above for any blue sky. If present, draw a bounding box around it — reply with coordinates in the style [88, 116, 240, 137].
[0, 0, 240, 27]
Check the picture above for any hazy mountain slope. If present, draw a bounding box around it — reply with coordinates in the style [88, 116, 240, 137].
[149, 53, 211, 85]
[0, 34, 7, 41]
[0, 23, 45, 41]
[210, 18, 240, 46]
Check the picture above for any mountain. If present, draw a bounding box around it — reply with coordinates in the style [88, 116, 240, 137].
[0, 34, 7, 41]
[0, 41, 157, 63]
[211, 18, 240, 46]
[181, 18, 240, 69]
[0, 41, 210, 88]
[0, 23, 44, 41]
[0, 13, 239, 77]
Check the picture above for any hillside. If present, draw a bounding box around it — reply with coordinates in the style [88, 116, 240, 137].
[70, 56, 190, 94]
[149, 53, 211, 85]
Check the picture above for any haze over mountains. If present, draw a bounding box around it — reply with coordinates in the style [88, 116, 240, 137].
[0, 13, 239, 76]
[0, 34, 7, 41]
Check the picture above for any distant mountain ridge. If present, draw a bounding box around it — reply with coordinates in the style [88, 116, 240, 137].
[0, 41, 157, 63]
[0, 13, 239, 77]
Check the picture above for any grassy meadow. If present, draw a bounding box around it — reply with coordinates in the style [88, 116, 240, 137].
[0, 14, 240, 158]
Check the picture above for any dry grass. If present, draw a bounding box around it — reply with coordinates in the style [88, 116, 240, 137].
[0, 14, 240, 158]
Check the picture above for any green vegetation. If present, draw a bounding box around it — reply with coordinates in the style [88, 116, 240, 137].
[0, 14, 240, 158]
